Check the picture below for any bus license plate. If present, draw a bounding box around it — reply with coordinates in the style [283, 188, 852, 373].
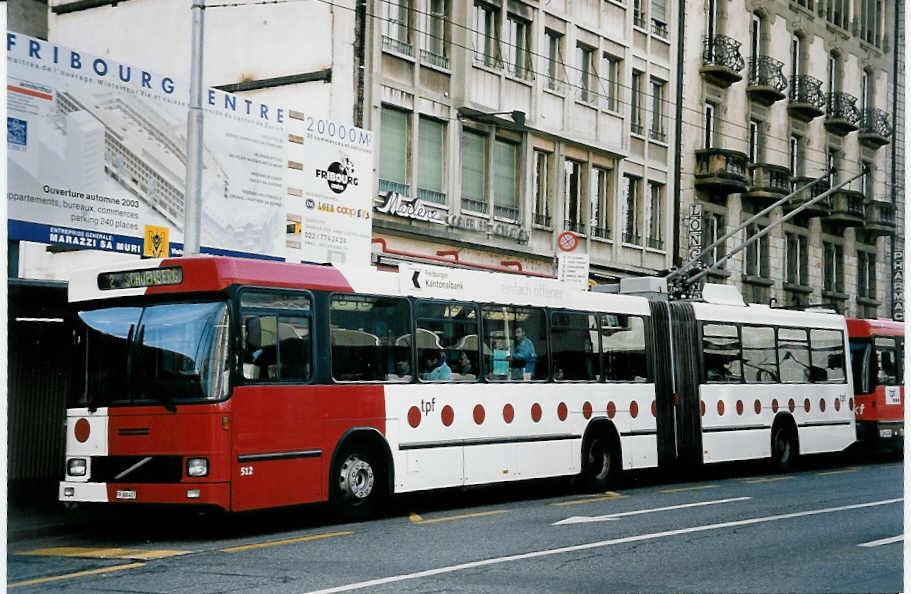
[116, 489, 136, 500]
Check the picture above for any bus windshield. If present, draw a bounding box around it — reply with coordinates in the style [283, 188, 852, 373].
[72, 301, 231, 409]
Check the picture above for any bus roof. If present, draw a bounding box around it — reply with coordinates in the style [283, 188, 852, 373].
[846, 318, 905, 338]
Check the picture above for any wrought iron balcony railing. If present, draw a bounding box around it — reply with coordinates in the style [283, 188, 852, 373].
[420, 49, 450, 70]
[748, 56, 788, 93]
[379, 179, 410, 196]
[564, 219, 585, 234]
[591, 226, 610, 240]
[534, 213, 551, 227]
[622, 232, 641, 245]
[789, 74, 826, 110]
[495, 205, 519, 220]
[461, 197, 488, 213]
[826, 91, 861, 125]
[651, 19, 669, 38]
[382, 35, 414, 57]
[864, 199, 896, 235]
[647, 237, 665, 250]
[702, 34, 745, 73]
[417, 188, 446, 205]
[860, 108, 892, 138]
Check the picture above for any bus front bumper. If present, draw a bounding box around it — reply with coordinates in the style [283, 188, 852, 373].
[59, 481, 230, 510]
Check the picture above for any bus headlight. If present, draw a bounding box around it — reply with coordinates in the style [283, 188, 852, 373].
[186, 458, 208, 477]
[67, 458, 87, 477]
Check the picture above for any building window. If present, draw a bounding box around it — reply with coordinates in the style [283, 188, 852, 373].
[461, 129, 487, 213]
[826, 0, 849, 29]
[649, 78, 666, 142]
[861, 161, 874, 200]
[545, 29, 564, 92]
[785, 232, 809, 287]
[417, 117, 445, 204]
[533, 150, 552, 227]
[823, 241, 844, 294]
[651, 0, 668, 37]
[703, 211, 725, 267]
[504, 15, 531, 79]
[420, 0, 448, 67]
[382, 0, 413, 56]
[564, 160, 584, 233]
[646, 181, 664, 250]
[790, 34, 801, 80]
[592, 167, 612, 239]
[828, 148, 839, 187]
[379, 107, 409, 196]
[473, 2, 501, 68]
[704, 102, 715, 149]
[631, 70, 644, 135]
[602, 54, 622, 112]
[796, 0, 814, 11]
[857, 250, 878, 317]
[622, 174, 641, 245]
[861, 0, 883, 46]
[493, 138, 519, 220]
[748, 120, 760, 163]
[577, 43, 596, 103]
[744, 223, 769, 278]
[633, 0, 646, 28]
[788, 135, 800, 176]
[827, 51, 841, 95]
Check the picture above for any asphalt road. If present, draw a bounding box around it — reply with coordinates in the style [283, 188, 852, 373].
[7, 453, 904, 593]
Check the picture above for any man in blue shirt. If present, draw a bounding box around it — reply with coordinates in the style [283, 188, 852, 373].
[511, 326, 536, 380]
[423, 350, 452, 381]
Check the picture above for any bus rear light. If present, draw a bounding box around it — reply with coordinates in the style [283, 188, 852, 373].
[222, 416, 231, 431]
[63, 487, 75, 497]
[67, 458, 87, 477]
[187, 458, 208, 477]
[186, 489, 201, 499]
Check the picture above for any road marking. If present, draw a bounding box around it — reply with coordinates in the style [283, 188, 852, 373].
[409, 510, 508, 524]
[660, 485, 718, 493]
[552, 496, 751, 526]
[220, 531, 352, 553]
[817, 467, 860, 476]
[301, 497, 903, 594]
[859, 535, 903, 547]
[742, 476, 795, 484]
[18, 546, 189, 560]
[8, 562, 145, 588]
[551, 492, 626, 507]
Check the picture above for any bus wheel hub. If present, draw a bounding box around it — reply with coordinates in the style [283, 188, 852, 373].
[340, 456, 374, 500]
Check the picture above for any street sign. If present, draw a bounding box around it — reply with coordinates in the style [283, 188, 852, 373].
[557, 231, 578, 252]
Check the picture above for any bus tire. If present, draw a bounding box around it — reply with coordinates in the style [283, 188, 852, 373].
[771, 423, 798, 472]
[332, 442, 384, 521]
[581, 432, 620, 492]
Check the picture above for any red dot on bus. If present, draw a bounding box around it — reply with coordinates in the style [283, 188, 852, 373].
[473, 404, 486, 425]
[441, 405, 454, 426]
[819, 398, 826, 412]
[651, 400, 657, 417]
[736, 400, 744, 415]
[531, 403, 542, 422]
[503, 404, 515, 423]
[700, 400, 706, 416]
[607, 402, 616, 418]
[630, 401, 639, 418]
[772, 399, 779, 413]
[754, 400, 762, 414]
[407, 406, 421, 428]
[74, 418, 91, 443]
[582, 401, 592, 419]
[717, 401, 725, 416]
[788, 399, 796, 413]
[557, 402, 568, 421]
[804, 398, 811, 413]
[835, 398, 841, 411]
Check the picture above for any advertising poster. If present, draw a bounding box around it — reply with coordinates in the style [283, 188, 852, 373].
[284, 111, 374, 265]
[6, 31, 288, 259]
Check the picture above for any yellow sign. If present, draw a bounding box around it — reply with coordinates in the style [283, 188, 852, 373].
[143, 225, 169, 258]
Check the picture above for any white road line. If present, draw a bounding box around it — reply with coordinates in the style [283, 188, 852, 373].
[553, 496, 752, 525]
[300, 497, 902, 594]
[858, 535, 903, 547]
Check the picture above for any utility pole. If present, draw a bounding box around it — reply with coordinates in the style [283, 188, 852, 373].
[184, 0, 206, 256]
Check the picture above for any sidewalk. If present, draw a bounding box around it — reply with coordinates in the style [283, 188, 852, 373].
[7, 483, 88, 542]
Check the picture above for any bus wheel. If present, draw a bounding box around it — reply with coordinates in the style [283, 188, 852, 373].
[333, 445, 383, 520]
[771, 425, 798, 472]
[582, 434, 619, 492]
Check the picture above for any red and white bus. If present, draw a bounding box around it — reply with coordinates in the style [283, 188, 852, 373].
[847, 318, 904, 450]
[59, 257, 856, 517]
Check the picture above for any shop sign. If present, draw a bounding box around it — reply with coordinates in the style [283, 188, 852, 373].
[375, 192, 444, 224]
[893, 250, 904, 322]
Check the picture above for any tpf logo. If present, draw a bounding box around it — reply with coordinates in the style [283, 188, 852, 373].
[316, 158, 358, 194]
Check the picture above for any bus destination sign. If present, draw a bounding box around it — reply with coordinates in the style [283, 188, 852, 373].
[98, 267, 183, 290]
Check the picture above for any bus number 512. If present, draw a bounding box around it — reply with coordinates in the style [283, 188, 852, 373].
[240, 466, 253, 477]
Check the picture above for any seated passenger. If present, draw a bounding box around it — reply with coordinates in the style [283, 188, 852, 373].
[453, 350, 476, 380]
[422, 350, 452, 381]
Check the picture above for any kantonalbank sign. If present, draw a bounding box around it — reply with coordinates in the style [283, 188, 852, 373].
[6, 33, 285, 123]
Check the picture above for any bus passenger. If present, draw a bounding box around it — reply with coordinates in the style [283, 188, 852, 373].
[422, 350, 452, 381]
[511, 326, 537, 380]
[454, 350, 476, 380]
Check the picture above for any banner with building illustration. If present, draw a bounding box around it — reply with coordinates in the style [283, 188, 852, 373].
[7, 32, 371, 263]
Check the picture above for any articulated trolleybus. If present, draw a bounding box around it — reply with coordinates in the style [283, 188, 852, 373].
[847, 318, 904, 450]
[60, 257, 855, 517]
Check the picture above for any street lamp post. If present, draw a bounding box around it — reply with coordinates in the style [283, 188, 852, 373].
[184, 0, 206, 256]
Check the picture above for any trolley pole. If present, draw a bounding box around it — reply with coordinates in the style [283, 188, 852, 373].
[184, 0, 206, 256]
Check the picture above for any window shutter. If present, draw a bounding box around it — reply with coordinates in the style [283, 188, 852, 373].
[461, 131, 485, 200]
[418, 118, 443, 192]
[493, 140, 517, 208]
[651, 0, 666, 22]
[380, 108, 407, 184]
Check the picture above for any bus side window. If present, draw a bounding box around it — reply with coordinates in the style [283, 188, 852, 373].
[243, 315, 276, 381]
[702, 323, 742, 383]
[875, 337, 899, 385]
[602, 315, 647, 382]
[809, 329, 845, 383]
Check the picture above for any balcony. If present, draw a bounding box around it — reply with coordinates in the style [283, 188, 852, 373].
[746, 56, 788, 106]
[379, 179, 410, 196]
[564, 220, 585, 234]
[858, 108, 892, 148]
[824, 92, 861, 136]
[382, 35, 414, 58]
[787, 75, 826, 121]
[826, 189, 865, 227]
[785, 177, 831, 218]
[744, 163, 791, 207]
[701, 35, 745, 88]
[864, 199, 896, 236]
[461, 197, 488, 214]
[695, 148, 749, 195]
